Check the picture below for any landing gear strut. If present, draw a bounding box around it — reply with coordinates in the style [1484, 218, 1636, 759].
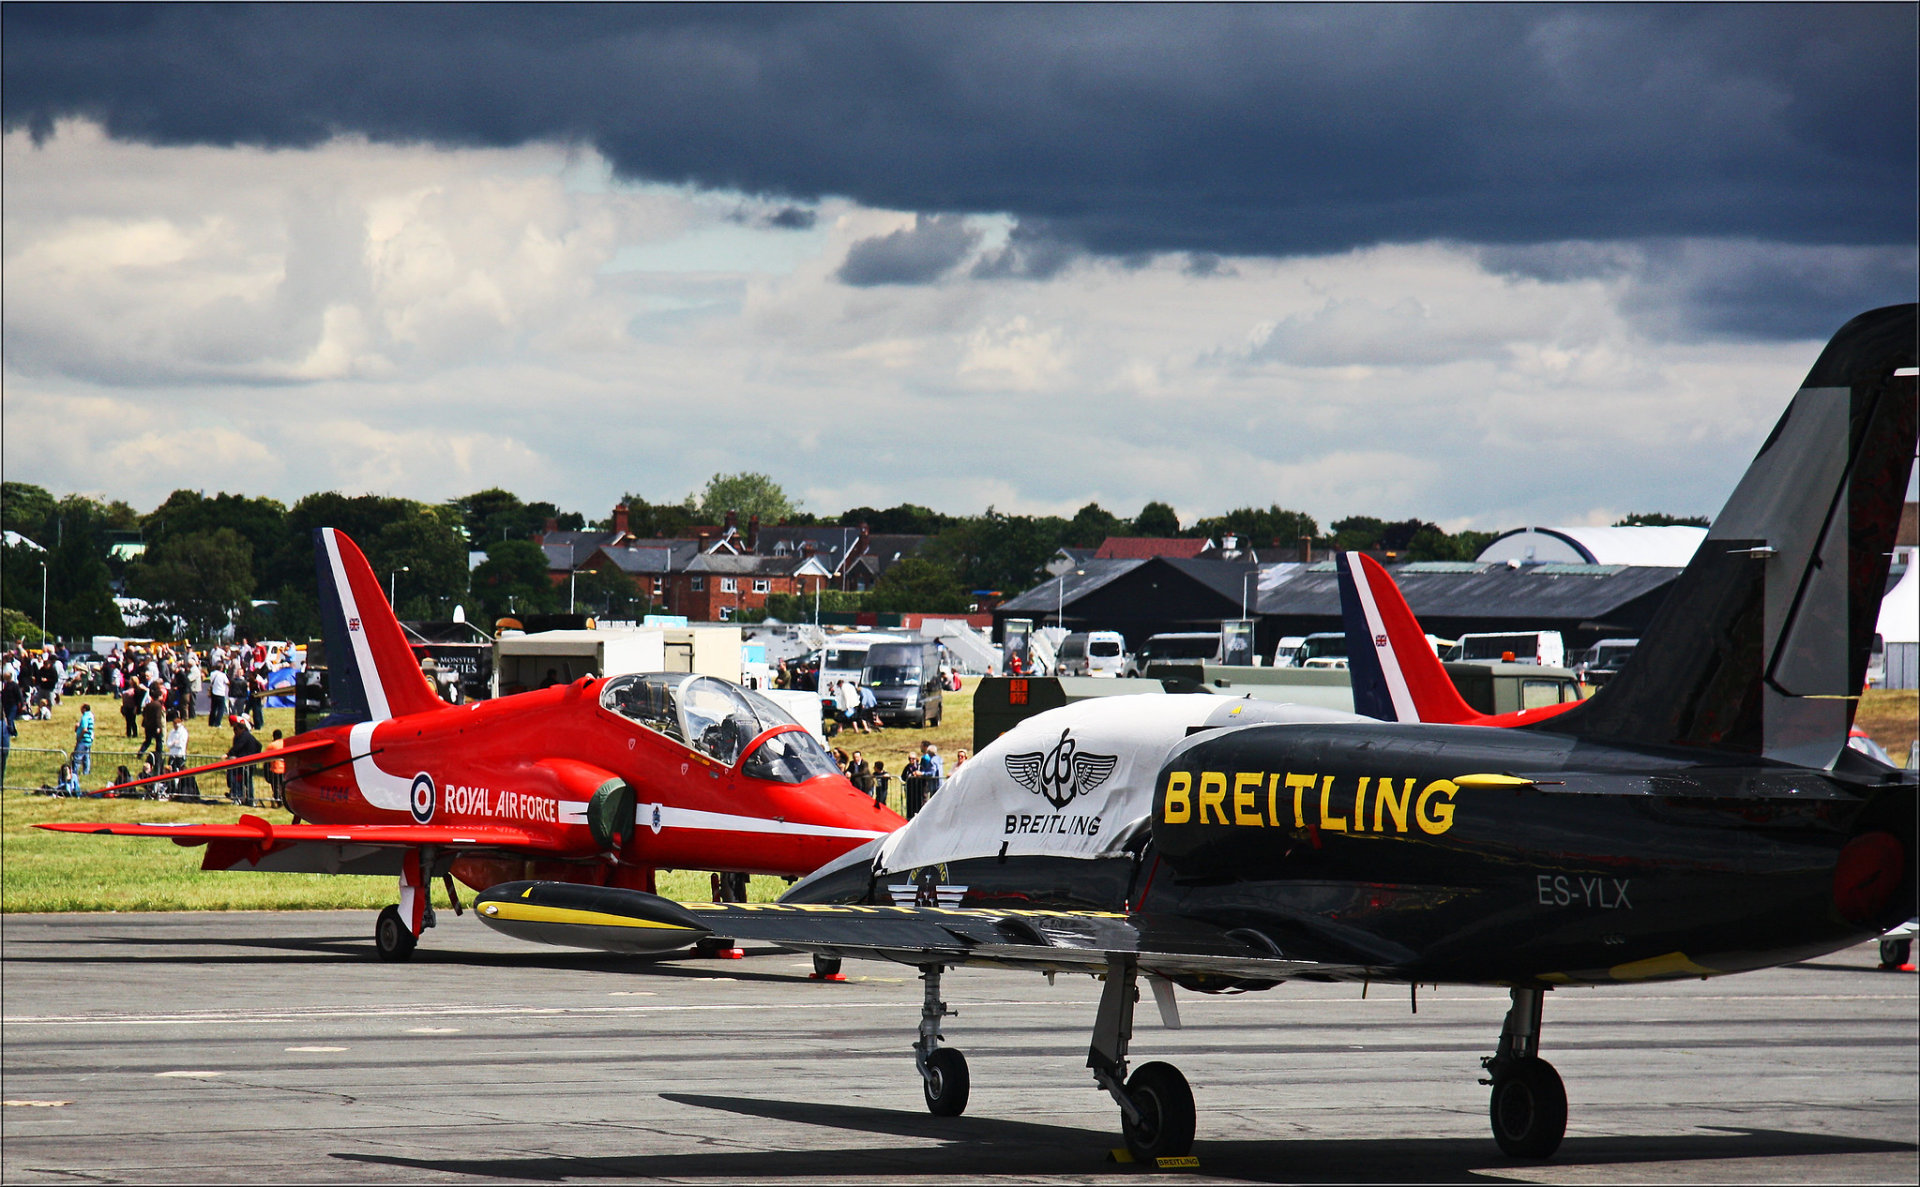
[1090, 956, 1195, 1160]
[915, 964, 969, 1115]
[374, 849, 437, 961]
[1481, 987, 1566, 1159]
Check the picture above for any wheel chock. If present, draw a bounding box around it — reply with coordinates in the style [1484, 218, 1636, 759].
[808, 971, 848, 982]
[1106, 1149, 1134, 1164]
[715, 947, 745, 960]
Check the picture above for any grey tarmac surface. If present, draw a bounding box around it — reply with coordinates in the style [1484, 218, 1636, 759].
[1, 911, 1914, 1185]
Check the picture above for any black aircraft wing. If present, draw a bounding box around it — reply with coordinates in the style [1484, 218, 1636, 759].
[473, 880, 1358, 983]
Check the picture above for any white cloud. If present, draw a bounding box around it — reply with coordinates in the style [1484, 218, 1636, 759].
[2, 120, 1843, 533]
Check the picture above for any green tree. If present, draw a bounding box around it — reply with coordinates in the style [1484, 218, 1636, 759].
[469, 539, 557, 621]
[142, 490, 288, 565]
[129, 528, 255, 640]
[926, 509, 1069, 596]
[1188, 505, 1319, 551]
[697, 472, 796, 524]
[444, 489, 580, 545]
[372, 508, 469, 618]
[601, 494, 701, 538]
[1133, 501, 1180, 537]
[570, 565, 648, 619]
[2, 606, 47, 646]
[837, 503, 956, 535]
[1613, 512, 1710, 527]
[1, 481, 56, 543]
[867, 557, 968, 613]
[1063, 502, 1126, 549]
[46, 496, 127, 638]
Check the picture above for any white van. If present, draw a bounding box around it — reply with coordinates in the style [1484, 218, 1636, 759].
[1449, 630, 1565, 668]
[819, 631, 914, 696]
[1084, 631, 1128, 677]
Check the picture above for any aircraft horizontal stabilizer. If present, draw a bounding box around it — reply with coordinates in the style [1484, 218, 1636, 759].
[78, 737, 337, 796]
[37, 817, 548, 849]
[474, 881, 1365, 981]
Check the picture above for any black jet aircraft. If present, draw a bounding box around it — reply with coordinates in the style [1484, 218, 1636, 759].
[475, 304, 1918, 1162]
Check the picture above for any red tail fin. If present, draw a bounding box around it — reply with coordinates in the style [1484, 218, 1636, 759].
[312, 528, 444, 722]
[1339, 552, 1481, 724]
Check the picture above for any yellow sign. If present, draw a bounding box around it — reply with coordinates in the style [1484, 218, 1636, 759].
[1162, 771, 1458, 836]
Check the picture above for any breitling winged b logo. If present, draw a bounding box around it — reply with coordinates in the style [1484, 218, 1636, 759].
[1005, 728, 1118, 811]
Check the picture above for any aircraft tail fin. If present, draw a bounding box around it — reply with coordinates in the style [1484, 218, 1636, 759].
[1540, 304, 1917, 766]
[1338, 551, 1481, 724]
[312, 528, 444, 725]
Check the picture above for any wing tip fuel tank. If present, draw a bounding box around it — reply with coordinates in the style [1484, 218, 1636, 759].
[476, 881, 711, 954]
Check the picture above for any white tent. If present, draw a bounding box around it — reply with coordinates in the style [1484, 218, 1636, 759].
[1876, 564, 1918, 690]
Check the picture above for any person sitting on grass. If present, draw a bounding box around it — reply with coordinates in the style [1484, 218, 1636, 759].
[55, 762, 81, 796]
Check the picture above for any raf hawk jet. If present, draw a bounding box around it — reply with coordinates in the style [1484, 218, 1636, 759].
[476, 305, 1917, 1162]
[42, 528, 901, 960]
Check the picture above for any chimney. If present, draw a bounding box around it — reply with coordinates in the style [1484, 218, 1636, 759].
[612, 503, 629, 538]
[544, 517, 559, 535]
[746, 514, 759, 554]
[698, 529, 712, 553]
[1299, 535, 1314, 565]
[724, 509, 738, 532]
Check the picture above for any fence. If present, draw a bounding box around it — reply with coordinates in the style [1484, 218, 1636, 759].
[2, 745, 283, 806]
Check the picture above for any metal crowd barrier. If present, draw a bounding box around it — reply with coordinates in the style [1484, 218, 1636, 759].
[2, 745, 283, 806]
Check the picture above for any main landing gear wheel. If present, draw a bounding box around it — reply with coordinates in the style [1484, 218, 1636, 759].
[922, 1047, 970, 1116]
[1488, 1058, 1566, 1159]
[374, 905, 417, 962]
[1120, 1061, 1196, 1161]
[812, 954, 843, 978]
[1879, 937, 1911, 969]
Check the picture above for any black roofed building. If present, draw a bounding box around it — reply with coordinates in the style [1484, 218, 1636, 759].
[995, 557, 1684, 656]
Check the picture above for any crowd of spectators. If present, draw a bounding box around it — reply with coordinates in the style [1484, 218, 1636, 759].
[2, 638, 299, 804]
[827, 738, 966, 817]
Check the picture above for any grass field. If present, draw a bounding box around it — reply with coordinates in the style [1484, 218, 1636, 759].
[0, 681, 981, 914]
[4, 681, 1910, 914]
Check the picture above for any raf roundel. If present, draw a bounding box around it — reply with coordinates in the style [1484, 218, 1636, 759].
[409, 772, 437, 824]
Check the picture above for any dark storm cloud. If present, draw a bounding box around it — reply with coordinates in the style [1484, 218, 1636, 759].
[6, 4, 1914, 323]
[837, 214, 982, 286]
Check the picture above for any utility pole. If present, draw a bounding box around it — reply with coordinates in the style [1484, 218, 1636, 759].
[40, 561, 49, 644]
[389, 565, 410, 607]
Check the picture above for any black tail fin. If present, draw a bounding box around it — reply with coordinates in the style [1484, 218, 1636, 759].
[1541, 304, 1916, 767]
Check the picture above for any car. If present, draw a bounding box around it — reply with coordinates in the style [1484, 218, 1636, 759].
[1573, 638, 1638, 687]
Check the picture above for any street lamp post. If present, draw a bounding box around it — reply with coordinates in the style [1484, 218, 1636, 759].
[389, 565, 410, 607]
[1057, 568, 1083, 629]
[569, 567, 598, 614]
[39, 561, 49, 645]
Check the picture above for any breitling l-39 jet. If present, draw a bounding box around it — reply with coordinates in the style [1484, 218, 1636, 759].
[478, 305, 1917, 1162]
[41, 528, 901, 960]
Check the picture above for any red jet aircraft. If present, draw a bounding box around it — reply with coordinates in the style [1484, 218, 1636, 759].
[40, 528, 903, 960]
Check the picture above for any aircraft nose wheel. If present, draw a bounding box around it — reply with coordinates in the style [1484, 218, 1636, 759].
[921, 1047, 970, 1116]
[374, 905, 418, 961]
[1120, 1061, 1196, 1161]
[1488, 1058, 1566, 1159]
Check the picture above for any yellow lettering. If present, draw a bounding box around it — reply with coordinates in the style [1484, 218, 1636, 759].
[1267, 773, 1284, 827]
[1377, 777, 1413, 833]
[1162, 771, 1191, 824]
[1198, 772, 1229, 825]
[1416, 779, 1458, 835]
[1319, 775, 1348, 831]
[1287, 773, 1315, 828]
[1353, 777, 1370, 833]
[1233, 772, 1263, 826]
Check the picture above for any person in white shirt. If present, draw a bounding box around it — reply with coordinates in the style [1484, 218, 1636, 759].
[207, 666, 228, 727]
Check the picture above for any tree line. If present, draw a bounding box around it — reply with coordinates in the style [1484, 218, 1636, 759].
[3, 473, 1687, 644]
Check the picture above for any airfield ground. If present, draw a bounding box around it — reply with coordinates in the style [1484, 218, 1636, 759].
[1, 910, 1913, 1184]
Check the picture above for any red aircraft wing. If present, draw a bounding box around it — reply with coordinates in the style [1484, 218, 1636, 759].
[84, 736, 337, 796]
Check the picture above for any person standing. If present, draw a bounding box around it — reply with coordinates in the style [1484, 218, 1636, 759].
[72, 703, 95, 776]
[207, 663, 228, 728]
[120, 680, 142, 739]
[870, 760, 890, 810]
[249, 666, 267, 729]
[263, 728, 287, 805]
[224, 716, 262, 805]
[164, 713, 192, 798]
[138, 683, 165, 756]
[848, 749, 870, 796]
[921, 742, 944, 797]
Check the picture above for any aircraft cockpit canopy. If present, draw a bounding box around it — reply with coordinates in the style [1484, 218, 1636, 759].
[600, 673, 838, 780]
